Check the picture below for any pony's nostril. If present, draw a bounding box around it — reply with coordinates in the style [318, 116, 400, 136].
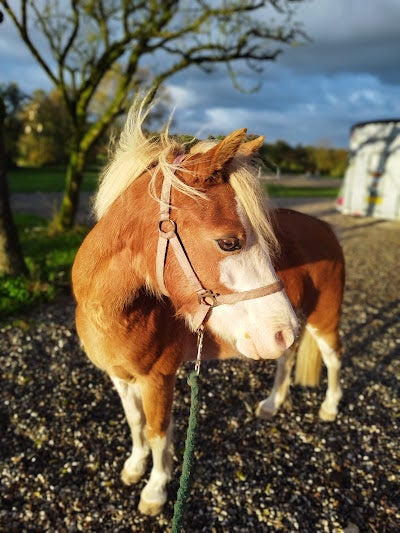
[275, 328, 294, 350]
[275, 330, 286, 348]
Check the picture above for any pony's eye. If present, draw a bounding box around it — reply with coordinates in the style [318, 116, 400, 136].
[216, 237, 242, 252]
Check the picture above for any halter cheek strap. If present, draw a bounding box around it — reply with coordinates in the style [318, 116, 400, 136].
[156, 155, 187, 297]
[155, 157, 283, 332]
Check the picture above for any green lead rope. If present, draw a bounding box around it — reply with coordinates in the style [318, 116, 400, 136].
[171, 371, 201, 533]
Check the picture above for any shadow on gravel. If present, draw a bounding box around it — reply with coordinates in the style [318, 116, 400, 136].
[338, 217, 389, 237]
[345, 297, 400, 359]
[1, 289, 399, 532]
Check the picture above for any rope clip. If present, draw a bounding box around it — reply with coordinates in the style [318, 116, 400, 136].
[195, 326, 204, 375]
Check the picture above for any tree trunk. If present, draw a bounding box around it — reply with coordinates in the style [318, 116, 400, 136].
[0, 98, 28, 276]
[52, 148, 86, 231]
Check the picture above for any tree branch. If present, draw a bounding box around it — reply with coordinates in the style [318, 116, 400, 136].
[1, 0, 58, 85]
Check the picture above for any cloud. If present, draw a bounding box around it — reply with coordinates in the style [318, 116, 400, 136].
[165, 0, 400, 146]
[1, 0, 399, 147]
[167, 64, 400, 146]
[281, 0, 400, 83]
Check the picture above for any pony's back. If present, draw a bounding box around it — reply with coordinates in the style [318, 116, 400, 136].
[273, 208, 345, 386]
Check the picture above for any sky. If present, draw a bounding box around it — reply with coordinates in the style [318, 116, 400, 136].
[1, 0, 400, 147]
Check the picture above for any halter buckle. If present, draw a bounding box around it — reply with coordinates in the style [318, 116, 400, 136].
[197, 289, 219, 307]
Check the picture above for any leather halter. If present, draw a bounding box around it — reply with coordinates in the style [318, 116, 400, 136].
[155, 156, 283, 332]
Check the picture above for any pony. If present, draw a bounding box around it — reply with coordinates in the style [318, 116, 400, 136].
[72, 103, 344, 516]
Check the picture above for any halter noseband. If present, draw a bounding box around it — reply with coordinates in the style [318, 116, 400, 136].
[155, 156, 283, 333]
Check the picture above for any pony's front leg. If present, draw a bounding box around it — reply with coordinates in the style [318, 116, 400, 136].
[138, 373, 175, 516]
[256, 346, 296, 419]
[111, 377, 150, 485]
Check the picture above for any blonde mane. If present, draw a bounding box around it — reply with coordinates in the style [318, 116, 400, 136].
[94, 100, 204, 220]
[94, 101, 278, 254]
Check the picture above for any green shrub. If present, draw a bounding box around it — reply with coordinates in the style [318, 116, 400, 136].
[0, 215, 88, 321]
[0, 275, 55, 317]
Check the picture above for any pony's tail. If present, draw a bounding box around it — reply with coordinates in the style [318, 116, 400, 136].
[294, 328, 322, 387]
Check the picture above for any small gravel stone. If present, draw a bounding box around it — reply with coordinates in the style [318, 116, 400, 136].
[1, 199, 399, 532]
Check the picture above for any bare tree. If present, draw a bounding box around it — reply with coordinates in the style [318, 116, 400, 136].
[1, 0, 307, 229]
[0, 96, 28, 275]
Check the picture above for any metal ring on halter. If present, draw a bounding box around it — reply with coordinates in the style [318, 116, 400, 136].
[197, 289, 219, 307]
[158, 219, 177, 239]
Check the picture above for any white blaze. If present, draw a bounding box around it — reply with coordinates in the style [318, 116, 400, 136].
[206, 205, 298, 360]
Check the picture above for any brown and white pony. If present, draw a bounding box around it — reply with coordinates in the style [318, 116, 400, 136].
[72, 104, 344, 515]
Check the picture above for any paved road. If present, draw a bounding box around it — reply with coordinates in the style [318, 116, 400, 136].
[10, 192, 95, 225]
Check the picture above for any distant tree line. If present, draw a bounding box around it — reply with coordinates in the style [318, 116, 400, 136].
[2, 82, 348, 179]
[260, 140, 348, 178]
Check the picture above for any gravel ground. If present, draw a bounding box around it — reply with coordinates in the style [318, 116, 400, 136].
[1, 198, 399, 532]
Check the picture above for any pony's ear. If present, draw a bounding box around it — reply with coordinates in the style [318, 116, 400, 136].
[180, 128, 248, 185]
[237, 135, 265, 157]
[207, 128, 248, 171]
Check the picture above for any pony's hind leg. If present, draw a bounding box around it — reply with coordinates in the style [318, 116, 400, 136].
[111, 377, 150, 485]
[256, 345, 297, 419]
[308, 327, 343, 421]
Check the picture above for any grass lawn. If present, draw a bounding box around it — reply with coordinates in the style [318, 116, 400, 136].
[265, 184, 340, 198]
[8, 166, 100, 193]
[17, 215, 88, 280]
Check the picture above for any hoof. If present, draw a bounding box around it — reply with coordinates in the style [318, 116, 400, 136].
[255, 400, 276, 420]
[120, 458, 147, 485]
[138, 496, 164, 516]
[318, 406, 337, 422]
[121, 468, 143, 485]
